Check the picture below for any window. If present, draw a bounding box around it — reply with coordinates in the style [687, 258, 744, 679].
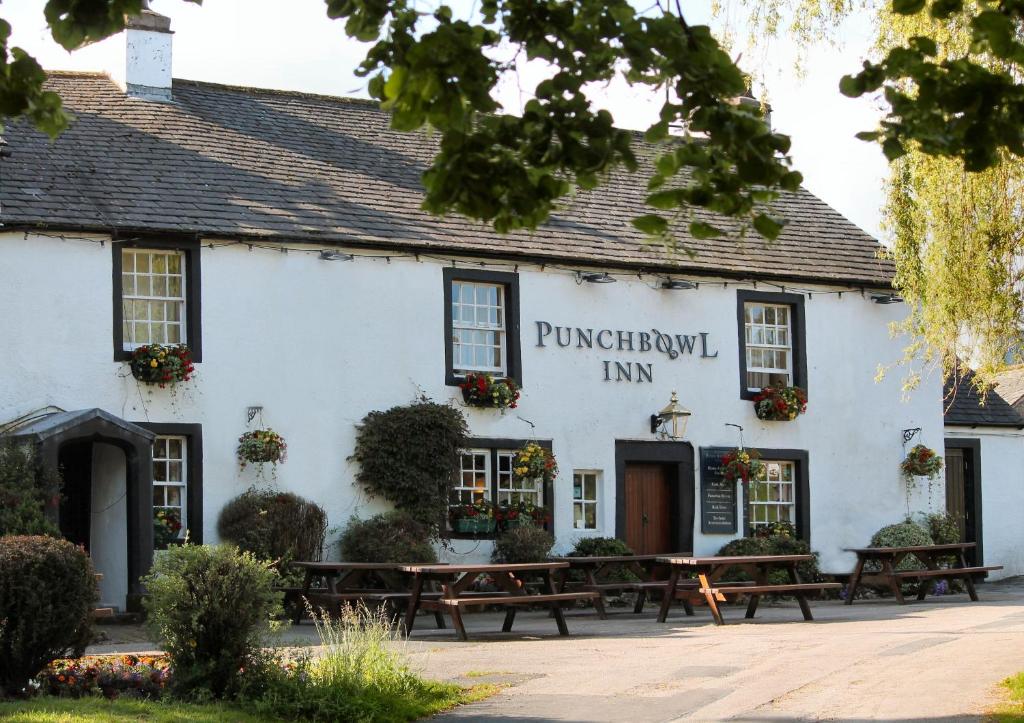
[747, 460, 795, 532]
[452, 450, 490, 506]
[153, 435, 187, 540]
[572, 470, 600, 530]
[497, 451, 543, 507]
[443, 268, 521, 386]
[114, 241, 202, 361]
[736, 291, 805, 399]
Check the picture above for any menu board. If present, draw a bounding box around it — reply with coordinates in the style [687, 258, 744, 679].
[700, 447, 738, 534]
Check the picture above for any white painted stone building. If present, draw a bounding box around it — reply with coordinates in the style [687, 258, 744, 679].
[1, 10, 1019, 610]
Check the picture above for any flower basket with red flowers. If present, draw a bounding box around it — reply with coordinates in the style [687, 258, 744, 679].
[129, 344, 194, 387]
[721, 447, 764, 484]
[460, 372, 520, 411]
[900, 444, 943, 482]
[511, 442, 558, 485]
[753, 383, 807, 421]
[153, 507, 182, 548]
[237, 428, 288, 469]
[449, 499, 496, 534]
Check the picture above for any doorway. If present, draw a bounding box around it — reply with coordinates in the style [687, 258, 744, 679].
[58, 441, 93, 549]
[615, 440, 694, 555]
[624, 463, 672, 554]
[944, 440, 983, 566]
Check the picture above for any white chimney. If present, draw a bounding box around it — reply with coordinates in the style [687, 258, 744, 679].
[124, 6, 173, 101]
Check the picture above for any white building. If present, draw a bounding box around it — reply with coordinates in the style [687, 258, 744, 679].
[0, 10, 1016, 610]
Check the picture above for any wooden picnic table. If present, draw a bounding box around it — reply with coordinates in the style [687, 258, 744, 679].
[843, 543, 1002, 604]
[552, 554, 690, 616]
[656, 554, 842, 625]
[398, 562, 598, 641]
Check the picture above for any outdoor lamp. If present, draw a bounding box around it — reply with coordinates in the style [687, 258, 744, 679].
[580, 271, 617, 283]
[650, 391, 692, 440]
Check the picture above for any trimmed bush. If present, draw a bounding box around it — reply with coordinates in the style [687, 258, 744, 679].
[0, 440, 60, 537]
[217, 489, 327, 564]
[492, 526, 554, 564]
[350, 400, 468, 527]
[142, 544, 281, 699]
[869, 519, 935, 571]
[567, 536, 638, 582]
[920, 512, 961, 545]
[716, 534, 823, 584]
[338, 512, 437, 563]
[0, 535, 97, 697]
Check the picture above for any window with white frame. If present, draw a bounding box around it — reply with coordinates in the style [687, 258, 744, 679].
[122, 248, 186, 349]
[451, 450, 490, 506]
[744, 302, 792, 391]
[451, 281, 506, 376]
[747, 460, 796, 532]
[572, 470, 600, 530]
[153, 435, 187, 538]
[496, 450, 543, 507]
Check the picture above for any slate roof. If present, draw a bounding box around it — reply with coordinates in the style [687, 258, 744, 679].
[943, 369, 1024, 427]
[0, 72, 895, 285]
[994, 366, 1024, 416]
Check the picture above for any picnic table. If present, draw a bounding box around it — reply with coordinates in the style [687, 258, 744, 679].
[289, 561, 443, 625]
[398, 562, 598, 641]
[552, 554, 693, 616]
[656, 554, 842, 625]
[843, 543, 1002, 604]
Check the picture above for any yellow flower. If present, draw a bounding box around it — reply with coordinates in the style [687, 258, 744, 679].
[150, 359, 159, 368]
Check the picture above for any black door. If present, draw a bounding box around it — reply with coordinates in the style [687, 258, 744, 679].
[58, 441, 93, 550]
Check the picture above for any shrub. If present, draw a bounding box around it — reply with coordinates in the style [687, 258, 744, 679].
[242, 605, 464, 722]
[492, 526, 555, 564]
[717, 533, 823, 584]
[0, 440, 60, 537]
[141, 544, 281, 699]
[869, 519, 935, 571]
[0, 535, 97, 697]
[217, 489, 327, 564]
[338, 512, 437, 564]
[350, 399, 468, 528]
[919, 512, 961, 545]
[567, 537, 638, 582]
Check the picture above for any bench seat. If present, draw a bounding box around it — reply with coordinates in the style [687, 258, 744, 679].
[891, 565, 1002, 579]
[701, 583, 842, 595]
[436, 592, 599, 607]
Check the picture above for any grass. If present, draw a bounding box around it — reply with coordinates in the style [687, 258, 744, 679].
[0, 698, 270, 722]
[991, 672, 1024, 722]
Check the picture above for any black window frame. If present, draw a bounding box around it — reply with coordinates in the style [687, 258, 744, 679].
[449, 437, 552, 540]
[443, 267, 521, 387]
[736, 290, 806, 400]
[136, 422, 204, 545]
[742, 448, 810, 542]
[113, 238, 203, 362]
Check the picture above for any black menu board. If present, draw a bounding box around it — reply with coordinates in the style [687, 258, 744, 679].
[700, 447, 738, 534]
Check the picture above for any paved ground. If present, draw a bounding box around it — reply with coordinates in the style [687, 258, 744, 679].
[92, 578, 1024, 721]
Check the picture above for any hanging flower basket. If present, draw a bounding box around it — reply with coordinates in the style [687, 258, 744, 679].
[237, 428, 288, 469]
[721, 447, 764, 484]
[153, 507, 182, 548]
[753, 384, 807, 421]
[130, 344, 194, 387]
[511, 442, 558, 485]
[901, 444, 943, 482]
[460, 372, 520, 411]
[449, 500, 496, 534]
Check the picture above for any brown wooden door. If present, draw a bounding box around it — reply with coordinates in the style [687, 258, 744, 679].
[945, 447, 966, 542]
[624, 463, 672, 554]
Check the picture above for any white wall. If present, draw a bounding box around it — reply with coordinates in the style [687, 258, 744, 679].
[946, 427, 1024, 580]
[0, 232, 949, 579]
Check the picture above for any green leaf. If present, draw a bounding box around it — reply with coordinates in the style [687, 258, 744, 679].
[646, 190, 682, 210]
[632, 215, 669, 235]
[839, 75, 865, 98]
[752, 214, 786, 240]
[892, 0, 927, 15]
[882, 138, 907, 161]
[689, 221, 724, 239]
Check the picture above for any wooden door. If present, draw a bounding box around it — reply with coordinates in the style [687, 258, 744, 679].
[945, 447, 967, 542]
[624, 463, 672, 554]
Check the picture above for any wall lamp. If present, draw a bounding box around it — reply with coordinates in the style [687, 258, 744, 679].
[580, 271, 616, 284]
[650, 391, 692, 440]
[871, 293, 903, 304]
[319, 250, 354, 261]
[661, 278, 697, 290]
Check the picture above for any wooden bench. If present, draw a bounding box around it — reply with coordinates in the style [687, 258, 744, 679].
[844, 544, 1002, 604]
[891, 566, 1002, 579]
[436, 592, 600, 638]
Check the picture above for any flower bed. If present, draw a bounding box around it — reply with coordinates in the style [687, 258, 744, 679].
[460, 373, 520, 411]
[129, 344, 194, 387]
[39, 655, 171, 699]
[753, 384, 807, 421]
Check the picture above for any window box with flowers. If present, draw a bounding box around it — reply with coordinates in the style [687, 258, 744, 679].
[721, 447, 765, 484]
[449, 500, 496, 534]
[496, 500, 553, 531]
[460, 372, 520, 411]
[129, 344, 194, 388]
[753, 384, 807, 421]
[153, 507, 182, 549]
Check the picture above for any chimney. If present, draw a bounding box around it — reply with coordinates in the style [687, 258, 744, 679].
[738, 86, 772, 130]
[124, 4, 173, 101]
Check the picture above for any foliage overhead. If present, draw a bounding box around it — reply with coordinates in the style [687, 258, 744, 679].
[0, 439, 60, 537]
[350, 399, 467, 529]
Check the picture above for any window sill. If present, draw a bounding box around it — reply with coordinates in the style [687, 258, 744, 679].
[447, 531, 498, 541]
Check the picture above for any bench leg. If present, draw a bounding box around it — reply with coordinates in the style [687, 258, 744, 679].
[592, 594, 608, 620]
[657, 569, 679, 623]
[447, 605, 469, 641]
[550, 601, 569, 636]
[958, 552, 980, 601]
[502, 607, 517, 632]
[845, 557, 864, 605]
[700, 573, 725, 625]
[881, 558, 906, 604]
[633, 589, 647, 614]
[744, 594, 760, 619]
[403, 575, 424, 634]
[682, 597, 694, 616]
[434, 610, 446, 629]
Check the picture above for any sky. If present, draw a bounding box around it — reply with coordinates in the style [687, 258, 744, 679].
[3, 0, 890, 239]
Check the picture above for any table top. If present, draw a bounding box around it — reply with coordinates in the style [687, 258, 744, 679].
[844, 543, 976, 554]
[657, 554, 815, 566]
[399, 562, 569, 574]
[552, 554, 683, 565]
[291, 561, 444, 571]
